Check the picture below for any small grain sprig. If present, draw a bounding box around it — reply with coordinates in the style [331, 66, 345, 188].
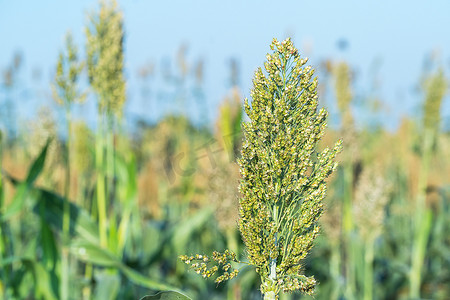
[52, 32, 85, 107]
[422, 69, 447, 145]
[179, 250, 240, 284]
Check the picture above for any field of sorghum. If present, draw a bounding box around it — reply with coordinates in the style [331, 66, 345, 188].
[1, 1, 449, 300]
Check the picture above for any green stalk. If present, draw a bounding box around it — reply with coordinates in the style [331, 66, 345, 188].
[106, 115, 115, 202]
[363, 236, 375, 300]
[409, 128, 433, 298]
[96, 115, 108, 248]
[82, 263, 93, 300]
[330, 242, 341, 300]
[61, 108, 72, 300]
[410, 209, 433, 299]
[343, 163, 355, 299]
[105, 114, 116, 254]
[0, 130, 7, 299]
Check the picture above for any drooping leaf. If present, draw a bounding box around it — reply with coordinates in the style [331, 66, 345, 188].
[139, 291, 192, 300]
[71, 238, 120, 267]
[1, 183, 28, 221]
[26, 139, 51, 185]
[120, 264, 180, 292]
[71, 238, 180, 292]
[2, 139, 50, 221]
[33, 188, 99, 244]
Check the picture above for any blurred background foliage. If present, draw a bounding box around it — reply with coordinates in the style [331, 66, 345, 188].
[0, 1, 449, 299]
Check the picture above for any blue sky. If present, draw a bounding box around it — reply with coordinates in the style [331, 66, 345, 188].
[1, 0, 450, 130]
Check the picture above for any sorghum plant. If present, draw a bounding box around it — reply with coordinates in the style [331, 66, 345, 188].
[409, 68, 447, 299]
[181, 38, 341, 300]
[86, 0, 126, 249]
[52, 31, 85, 300]
[353, 165, 391, 300]
[331, 60, 356, 299]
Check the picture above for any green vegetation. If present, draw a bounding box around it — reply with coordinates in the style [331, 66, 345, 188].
[0, 1, 449, 300]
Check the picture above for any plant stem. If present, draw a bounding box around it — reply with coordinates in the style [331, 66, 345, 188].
[0, 130, 7, 299]
[330, 242, 341, 300]
[410, 209, 433, 299]
[96, 114, 108, 248]
[363, 236, 375, 300]
[264, 206, 279, 300]
[264, 291, 276, 300]
[106, 115, 115, 206]
[409, 128, 434, 298]
[82, 263, 93, 300]
[61, 108, 72, 300]
[343, 162, 355, 299]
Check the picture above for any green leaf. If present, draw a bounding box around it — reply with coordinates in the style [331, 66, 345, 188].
[0, 255, 32, 268]
[0, 257, 58, 300]
[115, 152, 138, 255]
[33, 188, 99, 244]
[71, 238, 120, 267]
[40, 214, 58, 270]
[93, 270, 120, 300]
[1, 183, 27, 221]
[120, 264, 180, 292]
[26, 139, 51, 185]
[139, 291, 192, 300]
[6, 177, 99, 244]
[33, 261, 59, 300]
[71, 238, 181, 292]
[2, 140, 50, 220]
[172, 207, 213, 254]
[115, 152, 138, 204]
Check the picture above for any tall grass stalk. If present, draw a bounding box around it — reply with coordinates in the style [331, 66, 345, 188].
[333, 62, 355, 299]
[409, 128, 434, 299]
[95, 121, 107, 247]
[363, 236, 375, 300]
[321, 190, 344, 299]
[53, 32, 85, 300]
[86, 0, 126, 249]
[0, 130, 6, 298]
[342, 164, 355, 299]
[61, 106, 72, 300]
[409, 69, 446, 299]
[330, 243, 341, 300]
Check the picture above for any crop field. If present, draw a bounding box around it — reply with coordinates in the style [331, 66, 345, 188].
[0, 1, 449, 300]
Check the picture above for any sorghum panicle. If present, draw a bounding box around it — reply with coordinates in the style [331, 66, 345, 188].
[181, 38, 341, 299]
[239, 38, 341, 296]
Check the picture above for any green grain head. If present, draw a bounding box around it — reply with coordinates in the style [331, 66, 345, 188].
[53, 32, 85, 106]
[180, 38, 341, 299]
[239, 38, 341, 296]
[86, 0, 126, 117]
[333, 62, 353, 127]
[423, 69, 447, 134]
